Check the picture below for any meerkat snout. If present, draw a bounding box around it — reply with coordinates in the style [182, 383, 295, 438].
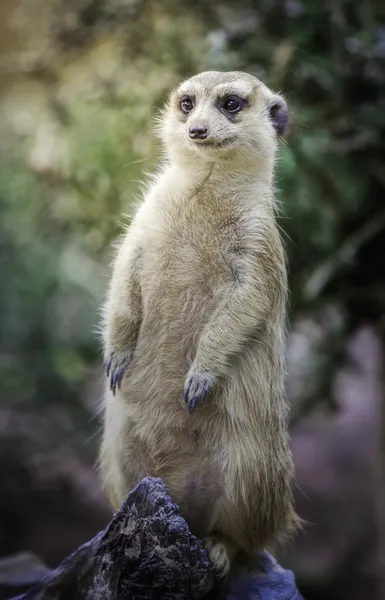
[188, 124, 208, 140]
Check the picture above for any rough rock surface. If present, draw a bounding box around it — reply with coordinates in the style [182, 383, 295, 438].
[6, 477, 304, 600]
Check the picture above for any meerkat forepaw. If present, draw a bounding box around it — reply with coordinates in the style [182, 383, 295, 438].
[183, 369, 214, 414]
[105, 350, 133, 395]
[203, 537, 231, 579]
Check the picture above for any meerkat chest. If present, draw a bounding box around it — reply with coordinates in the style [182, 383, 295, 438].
[138, 192, 249, 290]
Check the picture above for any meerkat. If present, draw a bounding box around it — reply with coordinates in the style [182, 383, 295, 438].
[99, 70, 300, 578]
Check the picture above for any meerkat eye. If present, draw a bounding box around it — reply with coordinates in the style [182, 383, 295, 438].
[180, 96, 194, 113]
[222, 96, 244, 114]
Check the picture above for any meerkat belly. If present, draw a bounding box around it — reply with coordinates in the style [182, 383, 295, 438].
[131, 223, 236, 391]
[114, 223, 246, 527]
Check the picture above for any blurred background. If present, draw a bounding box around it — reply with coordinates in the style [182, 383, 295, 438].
[0, 0, 384, 598]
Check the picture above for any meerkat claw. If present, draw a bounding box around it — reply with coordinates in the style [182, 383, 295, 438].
[184, 378, 193, 403]
[184, 373, 213, 414]
[105, 353, 114, 377]
[203, 537, 232, 579]
[106, 351, 133, 394]
[187, 396, 198, 414]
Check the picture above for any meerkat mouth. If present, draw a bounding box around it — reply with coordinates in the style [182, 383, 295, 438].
[192, 137, 236, 149]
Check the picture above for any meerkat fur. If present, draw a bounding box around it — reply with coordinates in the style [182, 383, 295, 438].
[99, 70, 300, 578]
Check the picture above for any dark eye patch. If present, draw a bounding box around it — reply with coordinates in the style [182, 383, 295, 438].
[216, 94, 248, 121]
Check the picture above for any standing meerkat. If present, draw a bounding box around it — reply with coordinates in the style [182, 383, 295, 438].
[99, 70, 300, 578]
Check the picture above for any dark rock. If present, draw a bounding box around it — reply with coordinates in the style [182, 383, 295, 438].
[7, 477, 304, 600]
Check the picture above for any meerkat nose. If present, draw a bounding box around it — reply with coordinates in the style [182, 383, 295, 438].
[189, 125, 208, 140]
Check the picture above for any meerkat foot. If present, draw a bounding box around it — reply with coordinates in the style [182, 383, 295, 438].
[184, 368, 214, 414]
[105, 350, 133, 394]
[203, 536, 237, 579]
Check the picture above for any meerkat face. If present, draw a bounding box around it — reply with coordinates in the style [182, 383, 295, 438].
[160, 71, 289, 167]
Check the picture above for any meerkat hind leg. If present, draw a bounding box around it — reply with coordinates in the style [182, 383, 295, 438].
[203, 534, 238, 579]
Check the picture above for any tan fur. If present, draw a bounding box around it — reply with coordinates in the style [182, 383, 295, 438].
[99, 71, 300, 577]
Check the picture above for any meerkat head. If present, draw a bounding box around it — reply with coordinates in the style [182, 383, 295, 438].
[159, 70, 289, 169]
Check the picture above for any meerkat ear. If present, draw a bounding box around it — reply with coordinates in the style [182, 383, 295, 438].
[269, 97, 289, 137]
